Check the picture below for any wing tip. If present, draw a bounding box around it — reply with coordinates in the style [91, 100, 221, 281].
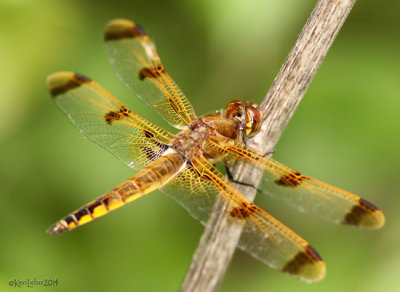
[298, 260, 326, 283]
[104, 19, 146, 41]
[46, 72, 91, 98]
[343, 198, 385, 230]
[282, 244, 326, 283]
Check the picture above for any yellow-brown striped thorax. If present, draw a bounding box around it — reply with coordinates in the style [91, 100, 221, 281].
[225, 100, 262, 137]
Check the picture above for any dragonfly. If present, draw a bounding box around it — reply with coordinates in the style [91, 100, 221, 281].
[46, 19, 385, 283]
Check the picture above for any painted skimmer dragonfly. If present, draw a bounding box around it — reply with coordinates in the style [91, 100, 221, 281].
[46, 19, 384, 283]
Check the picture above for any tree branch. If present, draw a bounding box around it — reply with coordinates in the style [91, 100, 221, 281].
[180, 0, 356, 291]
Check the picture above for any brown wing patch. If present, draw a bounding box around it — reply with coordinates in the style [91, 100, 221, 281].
[229, 202, 261, 220]
[142, 147, 158, 162]
[282, 244, 325, 283]
[104, 18, 197, 128]
[343, 198, 385, 229]
[46, 72, 91, 98]
[209, 140, 385, 230]
[143, 130, 154, 138]
[141, 130, 169, 161]
[139, 65, 166, 81]
[104, 19, 146, 41]
[104, 105, 131, 124]
[142, 144, 169, 162]
[275, 172, 310, 188]
[141, 143, 169, 162]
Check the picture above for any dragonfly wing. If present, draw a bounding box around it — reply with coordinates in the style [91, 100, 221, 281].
[104, 19, 197, 129]
[160, 157, 325, 283]
[211, 139, 385, 229]
[46, 71, 173, 170]
[257, 156, 385, 229]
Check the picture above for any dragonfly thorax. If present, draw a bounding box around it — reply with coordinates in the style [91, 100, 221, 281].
[172, 118, 218, 160]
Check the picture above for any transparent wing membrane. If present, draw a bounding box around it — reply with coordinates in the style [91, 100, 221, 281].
[162, 157, 326, 282]
[210, 138, 385, 230]
[104, 19, 197, 129]
[47, 71, 173, 170]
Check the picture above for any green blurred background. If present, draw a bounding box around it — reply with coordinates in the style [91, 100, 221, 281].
[0, 0, 399, 291]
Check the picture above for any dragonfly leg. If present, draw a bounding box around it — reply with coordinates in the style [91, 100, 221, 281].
[223, 160, 263, 193]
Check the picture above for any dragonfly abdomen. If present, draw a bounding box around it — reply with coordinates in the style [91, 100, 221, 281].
[47, 152, 186, 235]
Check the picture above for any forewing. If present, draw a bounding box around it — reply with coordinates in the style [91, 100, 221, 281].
[161, 157, 325, 283]
[104, 19, 197, 129]
[213, 139, 385, 230]
[46, 71, 173, 170]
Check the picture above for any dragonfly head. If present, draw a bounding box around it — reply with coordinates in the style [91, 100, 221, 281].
[225, 100, 263, 137]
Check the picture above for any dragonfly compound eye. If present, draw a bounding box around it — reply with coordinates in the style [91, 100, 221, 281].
[225, 100, 247, 120]
[244, 105, 262, 137]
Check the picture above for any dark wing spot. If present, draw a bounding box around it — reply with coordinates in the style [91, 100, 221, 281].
[47, 72, 91, 97]
[142, 143, 169, 162]
[74, 73, 92, 83]
[282, 244, 323, 276]
[105, 106, 131, 125]
[143, 147, 157, 162]
[143, 130, 155, 138]
[139, 65, 166, 81]
[141, 130, 169, 161]
[359, 198, 379, 211]
[229, 207, 249, 219]
[104, 19, 147, 41]
[248, 204, 262, 213]
[343, 198, 379, 226]
[49, 81, 80, 97]
[133, 24, 146, 36]
[155, 141, 169, 153]
[120, 105, 131, 117]
[275, 172, 309, 188]
[229, 202, 259, 219]
[105, 110, 120, 124]
[139, 68, 153, 81]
